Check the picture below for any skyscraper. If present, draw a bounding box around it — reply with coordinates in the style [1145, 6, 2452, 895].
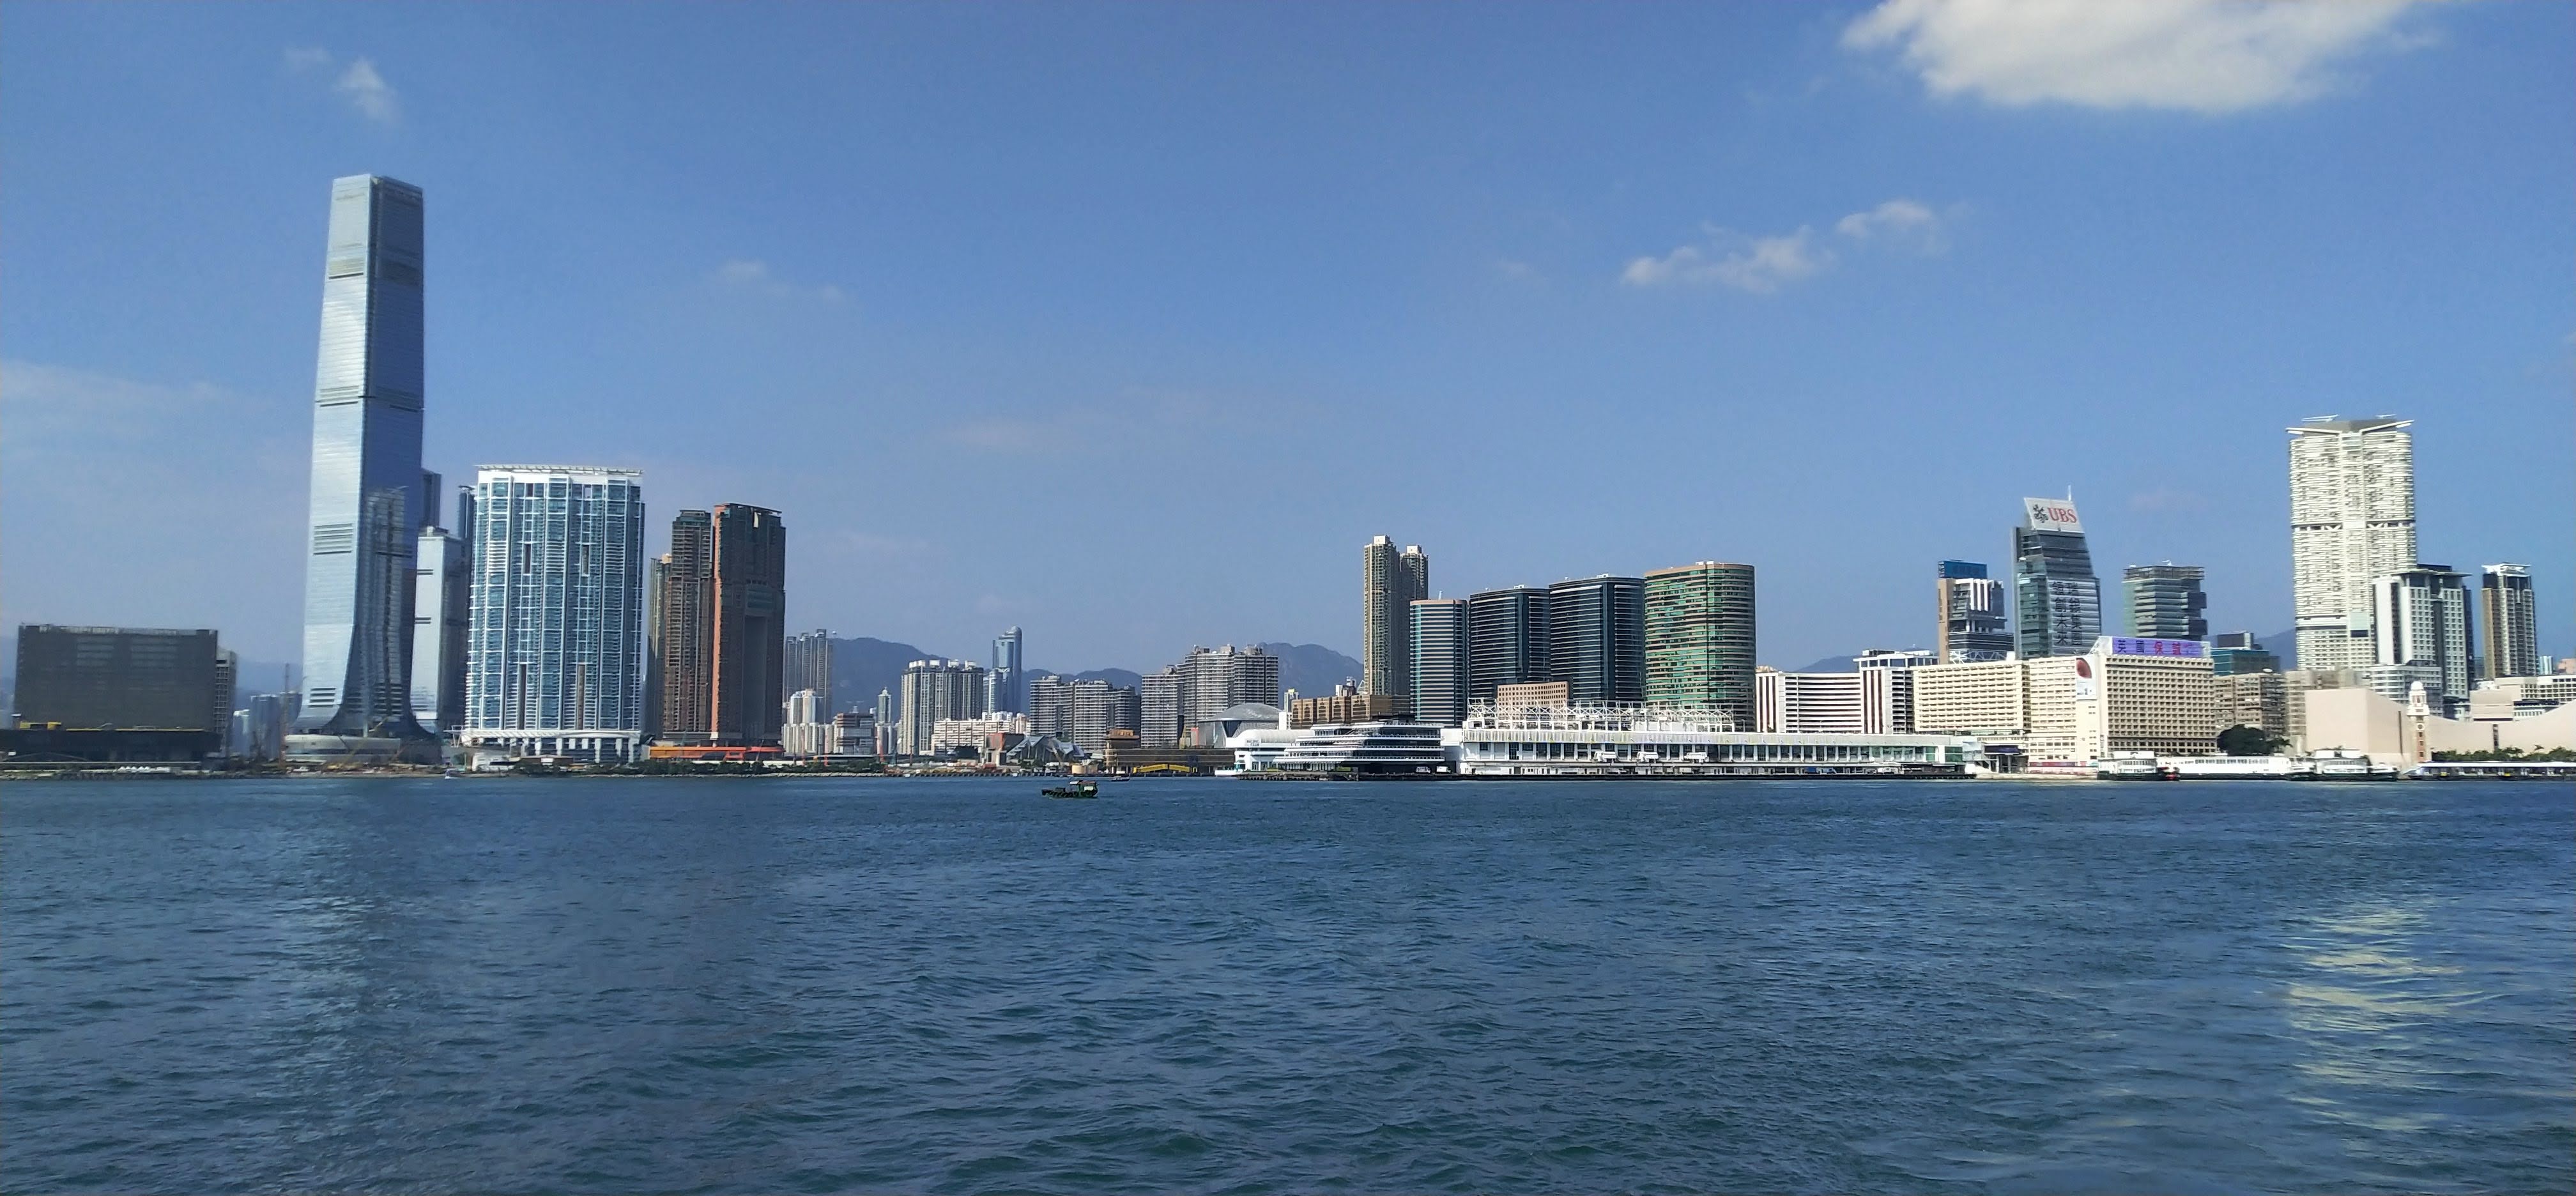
[1409, 598, 1469, 728]
[1360, 536, 1428, 700]
[2123, 564, 2208, 641]
[1177, 645, 1282, 724]
[1935, 560, 2012, 663]
[2288, 415, 2416, 672]
[2480, 564, 2539, 680]
[709, 504, 787, 746]
[1547, 576, 1646, 706]
[900, 659, 986, 756]
[2012, 496, 2101, 658]
[1467, 586, 1550, 700]
[785, 629, 834, 710]
[410, 518, 470, 734]
[990, 627, 1026, 714]
[461, 467, 648, 763]
[1643, 562, 1756, 727]
[657, 510, 714, 742]
[1138, 667, 1183, 747]
[295, 175, 429, 741]
[2373, 564, 2471, 710]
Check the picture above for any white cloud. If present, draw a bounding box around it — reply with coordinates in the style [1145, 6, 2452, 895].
[1835, 197, 1947, 251]
[1623, 227, 1832, 294]
[283, 47, 400, 124]
[1843, 0, 2426, 114]
[713, 257, 845, 302]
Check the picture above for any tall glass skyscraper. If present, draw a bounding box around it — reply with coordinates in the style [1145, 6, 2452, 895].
[2122, 564, 2208, 641]
[989, 627, 1026, 714]
[2012, 496, 2101, 658]
[1643, 562, 1756, 727]
[1466, 586, 1549, 701]
[461, 466, 648, 763]
[1547, 576, 1646, 705]
[295, 175, 429, 739]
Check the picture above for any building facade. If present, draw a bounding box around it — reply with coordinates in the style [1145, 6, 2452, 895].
[1548, 575, 1646, 706]
[1177, 645, 1282, 725]
[13, 625, 226, 733]
[2288, 416, 2416, 672]
[784, 629, 833, 711]
[2013, 496, 2101, 658]
[1936, 560, 2013, 663]
[1467, 586, 1550, 701]
[1756, 668, 1863, 735]
[2480, 564, 2539, 680]
[296, 174, 431, 741]
[989, 627, 1026, 714]
[657, 510, 714, 742]
[2209, 631, 2280, 677]
[2123, 564, 2208, 641]
[1360, 537, 1429, 700]
[709, 504, 787, 746]
[410, 517, 471, 734]
[899, 659, 987, 756]
[1643, 562, 1756, 726]
[1913, 657, 2032, 738]
[1409, 598, 1470, 728]
[461, 466, 648, 763]
[2372, 564, 2471, 712]
[1855, 648, 1935, 735]
[1138, 668, 1183, 748]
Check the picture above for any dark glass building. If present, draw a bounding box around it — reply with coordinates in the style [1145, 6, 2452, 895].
[1546, 576, 1646, 705]
[1467, 586, 1550, 702]
[2012, 497, 2101, 658]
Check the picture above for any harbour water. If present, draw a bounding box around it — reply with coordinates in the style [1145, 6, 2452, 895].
[4, 777, 2569, 1193]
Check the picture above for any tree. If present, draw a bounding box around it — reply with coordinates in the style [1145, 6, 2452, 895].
[2217, 724, 2282, 756]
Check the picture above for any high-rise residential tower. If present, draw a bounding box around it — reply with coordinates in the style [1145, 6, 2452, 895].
[2123, 564, 2209, 641]
[898, 659, 986, 756]
[1935, 560, 2013, 663]
[2012, 496, 2101, 658]
[1467, 586, 1549, 700]
[1547, 576, 1646, 706]
[410, 517, 470, 733]
[1643, 562, 1756, 727]
[1409, 598, 1470, 728]
[657, 510, 714, 742]
[990, 627, 1026, 714]
[460, 467, 648, 763]
[709, 504, 788, 746]
[295, 175, 430, 741]
[1360, 537, 1428, 700]
[2480, 564, 2539, 679]
[2288, 415, 2416, 672]
[1177, 645, 1282, 724]
[785, 629, 834, 710]
[2373, 564, 2471, 710]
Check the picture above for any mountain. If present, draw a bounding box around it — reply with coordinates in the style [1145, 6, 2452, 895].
[2256, 630, 2297, 668]
[1063, 668, 1142, 690]
[1792, 654, 1857, 673]
[1257, 642, 1362, 699]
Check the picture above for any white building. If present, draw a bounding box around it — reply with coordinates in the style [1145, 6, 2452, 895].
[1912, 638, 2214, 765]
[2288, 415, 2416, 673]
[929, 714, 1029, 755]
[459, 466, 648, 765]
[898, 659, 986, 756]
[1756, 668, 1862, 733]
[1855, 649, 1935, 734]
[1455, 702, 1977, 778]
[2372, 564, 2470, 712]
[782, 687, 832, 757]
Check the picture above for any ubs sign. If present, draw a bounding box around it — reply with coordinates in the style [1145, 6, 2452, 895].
[2021, 497, 2083, 533]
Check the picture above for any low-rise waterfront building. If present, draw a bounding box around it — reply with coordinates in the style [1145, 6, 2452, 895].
[1756, 668, 1862, 734]
[1454, 702, 1976, 778]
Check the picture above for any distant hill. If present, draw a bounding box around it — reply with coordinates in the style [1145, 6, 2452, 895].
[1257, 642, 1361, 699]
[831, 636, 940, 713]
[1061, 668, 1142, 690]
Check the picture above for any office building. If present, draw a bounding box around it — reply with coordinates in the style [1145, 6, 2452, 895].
[2209, 632, 2279, 677]
[1756, 668, 1863, 734]
[1936, 560, 2013, 663]
[2289, 416, 2416, 672]
[411, 509, 470, 733]
[460, 466, 648, 763]
[1548, 575, 1646, 706]
[2013, 496, 2101, 657]
[13, 625, 226, 738]
[2373, 564, 2471, 712]
[1468, 586, 1550, 700]
[295, 175, 431, 743]
[2123, 564, 2207, 641]
[1642, 562, 1756, 726]
[2480, 564, 2540, 680]
[1360, 537, 1429, 698]
[1409, 598, 1469, 728]
[989, 627, 1026, 714]
[1915, 638, 2218, 764]
[829, 711, 877, 758]
[1138, 668, 1183, 748]
[709, 504, 787, 746]
[657, 510, 714, 742]
[1855, 648, 1935, 735]
[899, 659, 986, 756]
[785, 629, 833, 710]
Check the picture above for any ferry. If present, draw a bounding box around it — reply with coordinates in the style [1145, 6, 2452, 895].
[1041, 780, 1099, 799]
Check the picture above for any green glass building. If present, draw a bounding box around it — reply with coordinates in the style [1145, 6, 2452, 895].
[1643, 562, 1758, 728]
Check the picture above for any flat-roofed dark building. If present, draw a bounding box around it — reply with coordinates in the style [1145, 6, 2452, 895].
[15, 625, 224, 730]
[1468, 586, 1550, 702]
[1546, 576, 1646, 705]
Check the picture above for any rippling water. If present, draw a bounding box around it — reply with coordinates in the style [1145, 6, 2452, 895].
[4, 777, 2569, 1193]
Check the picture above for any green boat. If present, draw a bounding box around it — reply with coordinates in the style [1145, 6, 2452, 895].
[1041, 781, 1098, 799]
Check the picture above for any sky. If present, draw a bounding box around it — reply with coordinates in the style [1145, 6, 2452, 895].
[4, 1, 2570, 674]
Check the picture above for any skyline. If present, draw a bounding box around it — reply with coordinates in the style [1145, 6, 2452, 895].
[4, 3, 2572, 671]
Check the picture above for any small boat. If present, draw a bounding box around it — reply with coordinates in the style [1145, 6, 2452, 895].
[1041, 781, 1098, 799]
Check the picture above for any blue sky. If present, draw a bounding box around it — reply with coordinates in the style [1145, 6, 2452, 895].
[4, 1, 2570, 672]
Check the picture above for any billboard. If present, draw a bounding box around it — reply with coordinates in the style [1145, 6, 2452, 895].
[2110, 637, 2207, 659]
[2022, 496, 2083, 533]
